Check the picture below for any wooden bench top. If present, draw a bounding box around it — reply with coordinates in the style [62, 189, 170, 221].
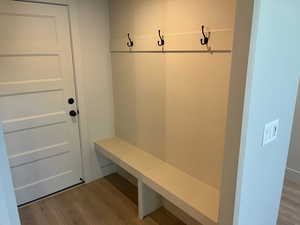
[95, 138, 219, 225]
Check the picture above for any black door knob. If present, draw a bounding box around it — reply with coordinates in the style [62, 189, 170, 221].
[69, 110, 77, 117]
[68, 98, 75, 104]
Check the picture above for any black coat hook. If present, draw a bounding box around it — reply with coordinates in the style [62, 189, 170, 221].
[200, 25, 210, 45]
[127, 33, 134, 48]
[157, 30, 165, 47]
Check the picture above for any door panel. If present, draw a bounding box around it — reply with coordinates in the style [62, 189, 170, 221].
[0, 91, 64, 120]
[12, 154, 73, 188]
[0, 55, 61, 82]
[0, 13, 57, 49]
[0, 1, 82, 204]
[5, 123, 67, 156]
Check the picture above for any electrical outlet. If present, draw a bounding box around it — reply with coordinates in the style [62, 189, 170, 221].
[263, 119, 279, 146]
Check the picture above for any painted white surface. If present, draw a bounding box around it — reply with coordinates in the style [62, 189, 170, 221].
[287, 87, 300, 184]
[218, 1, 254, 224]
[0, 124, 21, 225]
[231, 1, 300, 225]
[76, 0, 115, 181]
[8, 0, 116, 183]
[138, 180, 162, 220]
[110, 0, 235, 189]
[0, 1, 82, 204]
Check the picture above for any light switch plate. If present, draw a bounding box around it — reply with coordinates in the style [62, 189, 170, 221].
[263, 119, 279, 146]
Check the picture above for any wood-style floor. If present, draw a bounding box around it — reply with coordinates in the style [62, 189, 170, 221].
[278, 179, 300, 225]
[19, 174, 300, 225]
[19, 174, 185, 225]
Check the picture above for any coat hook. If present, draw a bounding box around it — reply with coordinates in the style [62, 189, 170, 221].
[157, 30, 165, 47]
[127, 33, 134, 48]
[200, 25, 210, 45]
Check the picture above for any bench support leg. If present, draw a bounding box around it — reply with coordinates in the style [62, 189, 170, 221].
[138, 180, 162, 220]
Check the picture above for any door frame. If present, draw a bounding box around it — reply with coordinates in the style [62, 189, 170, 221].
[11, 0, 92, 182]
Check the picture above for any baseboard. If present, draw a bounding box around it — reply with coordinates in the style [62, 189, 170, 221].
[286, 168, 300, 185]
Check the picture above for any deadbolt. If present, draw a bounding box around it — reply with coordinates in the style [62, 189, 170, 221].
[68, 98, 75, 105]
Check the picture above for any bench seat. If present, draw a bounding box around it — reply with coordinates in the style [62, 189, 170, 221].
[95, 137, 219, 225]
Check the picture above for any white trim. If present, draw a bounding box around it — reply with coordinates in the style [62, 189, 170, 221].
[286, 167, 300, 185]
[66, 0, 93, 182]
[14, 0, 70, 5]
[13, 0, 93, 182]
[287, 167, 300, 175]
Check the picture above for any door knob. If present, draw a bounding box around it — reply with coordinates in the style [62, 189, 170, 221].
[69, 110, 77, 117]
[68, 98, 75, 104]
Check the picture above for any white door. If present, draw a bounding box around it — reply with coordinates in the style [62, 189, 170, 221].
[0, 1, 83, 205]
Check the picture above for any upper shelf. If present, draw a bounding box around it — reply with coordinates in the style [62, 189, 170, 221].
[110, 29, 233, 52]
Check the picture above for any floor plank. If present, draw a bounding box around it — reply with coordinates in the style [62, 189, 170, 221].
[278, 179, 300, 225]
[19, 174, 300, 225]
[19, 174, 185, 225]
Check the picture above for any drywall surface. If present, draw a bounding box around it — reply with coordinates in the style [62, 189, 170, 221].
[232, 1, 300, 225]
[113, 54, 166, 159]
[287, 87, 300, 184]
[77, 0, 115, 180]
[0, 124, 21, 225]
[164, 53, 231, 188]
[110, 0, 235, 188]
[218, 0, 254, 224]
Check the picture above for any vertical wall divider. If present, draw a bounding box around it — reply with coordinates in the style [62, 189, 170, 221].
[138, 180, 162, 220]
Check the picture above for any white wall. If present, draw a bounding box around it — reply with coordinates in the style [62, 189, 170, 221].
[287, 89, 300, 184]
[0, 124, 21, 225]
[219, 0, 254, 223]
[77, 0, 115, 181]
[110, 0, 235, 189]
[221, 0, 300, 225]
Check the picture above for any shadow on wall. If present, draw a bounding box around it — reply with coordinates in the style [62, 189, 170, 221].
[95, 149, 117, 177]
[287, 80, 300, 184]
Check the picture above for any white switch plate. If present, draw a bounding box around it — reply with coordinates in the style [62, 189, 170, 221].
[263, 119, 279, 146]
